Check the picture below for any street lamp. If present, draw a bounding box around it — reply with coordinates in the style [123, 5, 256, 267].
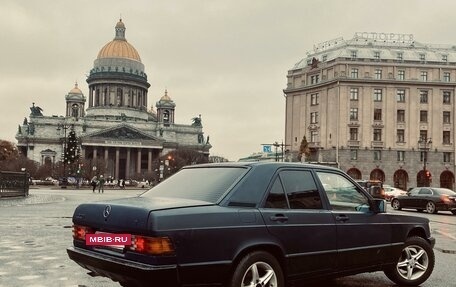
[418, 137, 432, 186]
[57, 123, 74, 188]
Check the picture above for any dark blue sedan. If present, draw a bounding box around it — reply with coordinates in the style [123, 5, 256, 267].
[67, 162, 435, 287]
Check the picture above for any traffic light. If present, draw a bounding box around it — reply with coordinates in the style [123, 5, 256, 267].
[425, 170, 432, 181]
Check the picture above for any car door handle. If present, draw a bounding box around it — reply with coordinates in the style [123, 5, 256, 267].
[270, 215, 289, 222]
[335, 215, 349, 222]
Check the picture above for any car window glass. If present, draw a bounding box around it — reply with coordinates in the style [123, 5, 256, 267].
[264, 177, 288, 209]
[142, 167, 247, 203]
[317, 171, 369, 211]
[419, 188, 432, 195]
[280, 170, 322, 209]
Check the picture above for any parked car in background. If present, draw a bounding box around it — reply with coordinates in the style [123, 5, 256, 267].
[391, 187, 456, 214]
[383, 185, 407, 201]
[355, 179, 386, 199]
[68, 162, 435, 287]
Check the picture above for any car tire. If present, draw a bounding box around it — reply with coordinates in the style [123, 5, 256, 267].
[426, 201, 437, 214]
[391, 199, 401, 210]
[451, 210, 456, 215]
[384, 236, 435, 286]
[229, 251, 284, 287]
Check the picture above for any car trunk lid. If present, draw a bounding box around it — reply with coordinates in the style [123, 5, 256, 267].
[72, 196, 211, 233]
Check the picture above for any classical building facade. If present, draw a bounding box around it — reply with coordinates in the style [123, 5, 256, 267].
[284, 32, 455, 190]
[16, 19, 210, 180]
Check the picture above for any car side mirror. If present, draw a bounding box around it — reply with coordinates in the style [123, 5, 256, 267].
[371, 198, 386, 213]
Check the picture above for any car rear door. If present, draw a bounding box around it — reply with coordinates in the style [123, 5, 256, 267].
[315, 170, 392, 270]
[260, 168, 337, 278]
[417, 188, 433, 209]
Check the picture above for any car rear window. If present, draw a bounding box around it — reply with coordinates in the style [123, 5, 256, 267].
[141, 167, 248, 203]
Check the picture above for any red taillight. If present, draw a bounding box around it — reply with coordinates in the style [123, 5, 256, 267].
[441, 195, 451, 203]
[72, 225, 94, 241]
[127, 235, 175, 255]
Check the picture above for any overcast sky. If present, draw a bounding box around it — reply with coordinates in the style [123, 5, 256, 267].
[1, 0, 456, 161]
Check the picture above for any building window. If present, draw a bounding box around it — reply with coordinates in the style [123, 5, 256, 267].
[322, 55, 327, 62]
[351, 68, 358, 78]
[443, 111, 451, 124]
[443, 91, 451, 104]
[310, 112, 318, 124]
[397, 129, 405, 143]
[350, 88, 359, 100]
[310, 75, 320, 84]
[397, 110, 405, 122]
[373, 150, 382, 161]
[442, 55, 448, 62]
[374, 108, 382, 121]
[420, 90, 428, 103]
[350, 149, 358, 160]
[373, 129, 382, 141]
[443, 72, 451, 82]
[443, 131, 451, 144]
[396, 89, 406, 102]
[310, 131, 318, 142]
[375, 69, 382, 79]
[350, 108, 358, 120]
[420, 54, 426, 62]
[374, 51, 380, 60]
[373, 89, 382, 101]
[420, 71, 428, 81]
[420, 151, 427, 162]
[397, 52, 403, 61]
[311, 93, 319, 105]
[419, 130, 428, 141]
[351, 50, 357, 59]
[350, 128, 358, 141]
[398, 70, 405, 80]
[420, 110, 428, 123]
[397, 151, 405, 161]
[444, 152, 451, 163]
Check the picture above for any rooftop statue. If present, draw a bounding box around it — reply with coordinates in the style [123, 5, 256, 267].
[30, 103, 43, 117]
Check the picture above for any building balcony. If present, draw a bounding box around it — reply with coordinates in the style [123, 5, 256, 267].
[348, 140, 360, 147]
[371, 141, 384, 148]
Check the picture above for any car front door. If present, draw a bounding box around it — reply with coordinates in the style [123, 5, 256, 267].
[417, 188, 433, 209]
[316, 171, 392, 270]
[260, 169, 337, 278]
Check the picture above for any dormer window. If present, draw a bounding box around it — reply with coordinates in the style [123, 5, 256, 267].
[374, 51, 380, 60]
[351, 50, 357, 59]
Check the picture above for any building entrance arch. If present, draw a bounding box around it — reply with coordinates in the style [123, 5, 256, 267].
[393, 169, 408, 191]
[440, 170, 454, 190]
[347, 168, 362, 180]
[370, 168, 385, 182]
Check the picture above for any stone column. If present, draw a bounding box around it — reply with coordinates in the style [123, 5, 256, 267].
[126, 148, 131, 179]
[137, 149, 142, 174]
[148, 149, 152, 172]
[104, 147, 109, 172]
[115, 148, 120, 180]
[81, 146, 86, 160]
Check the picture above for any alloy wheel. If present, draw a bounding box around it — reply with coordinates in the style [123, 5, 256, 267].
[396, 244, 429, 281]
[426, 202, 436, 214]
[241, 261, 277, 287]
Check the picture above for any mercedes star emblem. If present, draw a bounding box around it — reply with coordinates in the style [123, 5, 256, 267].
[103, 205, 112, 218]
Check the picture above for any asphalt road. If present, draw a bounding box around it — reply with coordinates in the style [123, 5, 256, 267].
[0, 187, 455, 287]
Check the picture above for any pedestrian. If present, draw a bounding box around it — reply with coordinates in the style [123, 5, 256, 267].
[121, 179, 125, 189]
[98, 175, 105, 193]
[91, 176, 97, 193]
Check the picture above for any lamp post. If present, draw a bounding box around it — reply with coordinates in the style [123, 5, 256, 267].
[418, 137, 432, 186]
[57, 123, 74, 188]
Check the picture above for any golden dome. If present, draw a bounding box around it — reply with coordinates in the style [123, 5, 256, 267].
[160, 89, 172, 102]
[69, 82, 83, 94]
[97, 19, 141, 62]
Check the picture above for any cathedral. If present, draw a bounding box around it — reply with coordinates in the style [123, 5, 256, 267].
[15, 19, 210, 180]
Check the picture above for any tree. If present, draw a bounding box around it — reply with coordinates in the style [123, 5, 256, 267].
[0, 140, 19, 161]
[297, 136, 310, 162]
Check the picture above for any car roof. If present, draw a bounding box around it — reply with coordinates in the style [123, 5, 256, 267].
[184, 161, 342, 172]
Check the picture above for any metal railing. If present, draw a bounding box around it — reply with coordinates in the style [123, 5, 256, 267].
[0, 171, 29, 198]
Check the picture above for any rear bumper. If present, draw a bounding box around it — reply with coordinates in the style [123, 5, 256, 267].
[67, 247, 179, 287]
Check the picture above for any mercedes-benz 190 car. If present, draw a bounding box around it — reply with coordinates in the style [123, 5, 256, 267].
[67, 162, 435, 287]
